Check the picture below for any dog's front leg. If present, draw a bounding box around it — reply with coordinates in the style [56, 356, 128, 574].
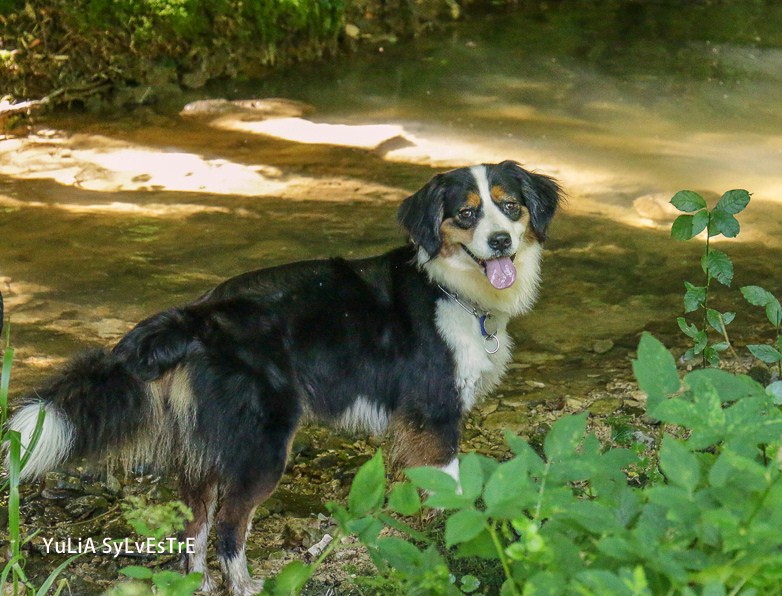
[389, 405, 462, 488]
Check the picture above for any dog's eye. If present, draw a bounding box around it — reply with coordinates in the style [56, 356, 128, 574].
[458, 208, 477, 220]
[503, 202, 521, 217]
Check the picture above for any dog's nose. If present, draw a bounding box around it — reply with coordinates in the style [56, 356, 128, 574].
[488, 232, 512, 251]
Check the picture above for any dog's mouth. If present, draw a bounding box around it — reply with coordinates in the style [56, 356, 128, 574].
[460, 244, 517, 290]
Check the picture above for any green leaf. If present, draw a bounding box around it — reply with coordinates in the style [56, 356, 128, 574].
[405, 466, 458, 495]
[701, 249, 733, 286]
[376, 536, 425, 570]
[544, 413, 587, 460]
[692, 330, 708, 355]
[272, 560, 313, 595]
[671, 190, 707, 213]
[346, 516, 384, 544]
[766, 381, 782, 405]
[120, 566, 154, 580]
[483, 457, 532, 518]
[460, 574, 481, 593]
[677, 317, 698, 338]
[445, 508, 487, 547]
[747, 344, 782, 364]
[715, 189, 750, 214]
[671, 214, 696, 240]
[348, 449, 386, 516]
[710, 209, 740, 238]
[768, 302, 782, 327]
[651, 396, 701, 428]
[387, 482, 421, 516]
[683, 282, 706, 313]
[455, 529, 497, 559]
[703, 346, 720, 367]
[459, 453, 484, 502]
[690, 209, 710, 237]
[659, 437, 700, 493]
[741, 285, 775, 306]
[632, 333, 680, 412]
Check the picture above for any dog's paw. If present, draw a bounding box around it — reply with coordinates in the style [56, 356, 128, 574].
[229, 577, 265, 596]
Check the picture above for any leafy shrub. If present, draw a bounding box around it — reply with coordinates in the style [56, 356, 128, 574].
[670, 189, 751, 366]
[268, 332, 782, 595]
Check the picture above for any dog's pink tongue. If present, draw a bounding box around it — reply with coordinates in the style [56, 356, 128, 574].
[485, 257, 516, 289]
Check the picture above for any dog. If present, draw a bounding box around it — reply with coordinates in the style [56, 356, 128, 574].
[8, 160, 561, 595]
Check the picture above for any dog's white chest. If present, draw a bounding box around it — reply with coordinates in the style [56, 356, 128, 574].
[434, 300, 512, 412]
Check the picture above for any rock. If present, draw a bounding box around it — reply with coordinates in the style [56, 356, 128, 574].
[588, 398, 622, 415]
[65, 495, 109, 519]
[103, 473, 122, 495]
[482, 410, 531, 435]
[179, 97, 314, 120]
[478, 401, 499, 416]
[633, 193, 679, 222]
[592, 339, 615, 354]
[525, 380, 546, 388]
[43, 472, 83, 496]
[344, 23, 361, 39]
[281, 518, 321, 548]
[631, 431, 656, 448]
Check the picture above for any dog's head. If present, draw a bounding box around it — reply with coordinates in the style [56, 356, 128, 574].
[398, 161, 561, 311]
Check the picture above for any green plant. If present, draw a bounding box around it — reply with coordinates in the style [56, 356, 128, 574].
[670, 189, 750, 366]
[741, 285, 782, 377]
[107, 497, 202, 596]
[267, 333, 782, 595]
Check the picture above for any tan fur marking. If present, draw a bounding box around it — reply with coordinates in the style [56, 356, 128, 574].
[490, 185, 509, 202]
[465, 192, 481, 209]
[114, 365, 204, 479]
[389, 416, 456, 470]
[439, 219, 476, 257]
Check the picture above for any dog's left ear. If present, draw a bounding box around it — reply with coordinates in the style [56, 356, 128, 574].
[500, 160, 562, 242]
[397, 174, 446, 257]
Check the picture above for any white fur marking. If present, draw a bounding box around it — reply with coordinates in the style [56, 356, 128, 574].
[8, 402, 74, 480]
[337, 396, 389, 435]
[440, 457, 462, 494]
[434, 300, 512, 412]
[470, 165, 491, 200]
[220, 548, 264, 596]
[470, 165, 526, 260]
[190, 486, 217, 592]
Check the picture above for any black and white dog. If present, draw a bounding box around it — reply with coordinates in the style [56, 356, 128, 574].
[9, 161, 561, 594]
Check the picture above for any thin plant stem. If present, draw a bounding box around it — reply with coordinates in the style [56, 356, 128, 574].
[702, 215, 712, 368]
[487, 522, 518, 595]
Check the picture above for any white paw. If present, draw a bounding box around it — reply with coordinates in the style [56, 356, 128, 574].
[196, 572, 218, 593]
[229, 577, 265, 596]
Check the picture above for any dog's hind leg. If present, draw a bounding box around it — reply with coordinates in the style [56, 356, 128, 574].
[214, 431, 294, 596]
[179, 474, 218, 592]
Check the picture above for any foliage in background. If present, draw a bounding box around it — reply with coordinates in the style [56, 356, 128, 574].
[742, 285, 782, 377]
[670, 189, 750, 367]
[267, 333, 782, 595]
[0, 0, 461, 105]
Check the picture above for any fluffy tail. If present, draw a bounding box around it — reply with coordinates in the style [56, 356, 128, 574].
[8, 307, 195, 481]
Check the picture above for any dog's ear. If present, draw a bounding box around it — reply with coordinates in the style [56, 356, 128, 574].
[500, 160, 562, 242]
[397, 174, 446, 257]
